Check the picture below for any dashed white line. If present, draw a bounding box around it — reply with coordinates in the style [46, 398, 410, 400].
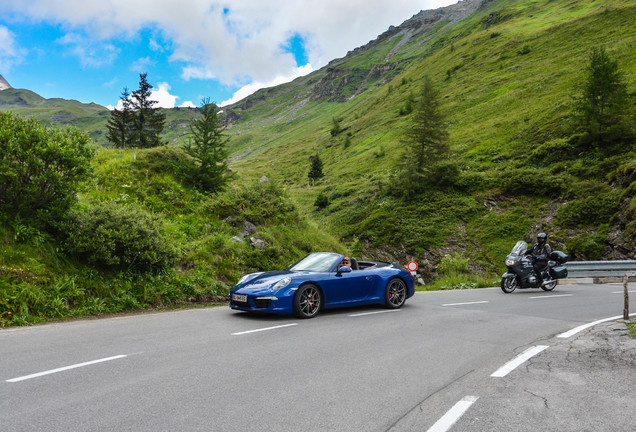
[426, 396, 479, 432]
[611, 290, 636, 294]
[442, 301, 489, 307]
[348, 310, 400, 317]
[6, 355, 127, 383]
[491, 345, 549, 378]
[231, 323, 298, 335]
[529, 294, 573, 299]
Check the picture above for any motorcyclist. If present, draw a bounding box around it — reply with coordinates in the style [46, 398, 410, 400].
[526, 233, 552, 285]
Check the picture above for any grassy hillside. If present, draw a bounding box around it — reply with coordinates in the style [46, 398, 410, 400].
[222, 0, 636, 281]
[0, 88, 200, 146]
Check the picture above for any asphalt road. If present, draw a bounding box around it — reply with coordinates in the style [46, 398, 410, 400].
[1, 283, 634, 431]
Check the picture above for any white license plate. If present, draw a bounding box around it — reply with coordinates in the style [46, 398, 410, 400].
[232, 294, 247, 302]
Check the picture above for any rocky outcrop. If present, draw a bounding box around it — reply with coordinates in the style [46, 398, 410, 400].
[0, 74, 11, 91]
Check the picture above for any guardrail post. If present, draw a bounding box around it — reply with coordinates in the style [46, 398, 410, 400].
[624, 273, 630, 321]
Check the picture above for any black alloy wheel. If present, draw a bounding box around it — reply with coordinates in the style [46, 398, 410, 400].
[385, 278, 407, 309]
[293, 284, 322, 318]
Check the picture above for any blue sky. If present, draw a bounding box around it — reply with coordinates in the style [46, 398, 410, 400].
[0, 0, 455, 109]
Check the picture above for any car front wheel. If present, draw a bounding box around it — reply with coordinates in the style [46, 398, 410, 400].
[293, 284, 322, 319]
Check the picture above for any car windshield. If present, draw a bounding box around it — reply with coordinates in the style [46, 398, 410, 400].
[290, 252, 341, 272]
[510, 241, 528, 256]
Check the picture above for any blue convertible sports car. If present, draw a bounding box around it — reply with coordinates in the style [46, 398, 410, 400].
[229, 252, 416, 318]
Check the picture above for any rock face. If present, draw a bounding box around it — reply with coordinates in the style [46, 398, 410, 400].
[0, 74, 12, 91]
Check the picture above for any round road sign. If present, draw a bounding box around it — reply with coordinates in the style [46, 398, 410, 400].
[407, 261, 418, 272]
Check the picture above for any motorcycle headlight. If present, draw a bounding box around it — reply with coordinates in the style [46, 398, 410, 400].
[506, 259, 516, 266]
[271, 276, 291, 291]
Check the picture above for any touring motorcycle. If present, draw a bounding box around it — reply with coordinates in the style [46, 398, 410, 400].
[501, 241, 568, 293]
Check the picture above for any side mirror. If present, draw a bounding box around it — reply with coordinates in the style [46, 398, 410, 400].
[337, 266, 352, 275]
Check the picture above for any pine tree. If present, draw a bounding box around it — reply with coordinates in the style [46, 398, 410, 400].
[131, 73, 165, 148]
[182, 98, 230, 192]
[106, 87, 136, 148]
[308, 154, 324, 185]
[575, 47, 631, 145]
[397, 76, 449, 199]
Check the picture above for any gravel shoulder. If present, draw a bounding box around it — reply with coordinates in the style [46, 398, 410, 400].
[456, 320, 636, 432]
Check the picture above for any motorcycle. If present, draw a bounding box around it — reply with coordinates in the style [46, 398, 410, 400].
[501, 241, 569, 293]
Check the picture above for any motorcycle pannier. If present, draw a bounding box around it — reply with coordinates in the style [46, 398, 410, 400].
[549, 250, 569, 264]
[550, 265, 568, 279]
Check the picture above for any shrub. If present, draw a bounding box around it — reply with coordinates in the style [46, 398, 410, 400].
[0, 112, 94, 221]
[556, 194, 619, 227]
[499, 168, 565, 197]
[61, 201, 180, 271]
[438, 253, 470, 275]
[211, 181, 297, 225]
[314, 192, 329, 209]
[565, 233, 606, 260]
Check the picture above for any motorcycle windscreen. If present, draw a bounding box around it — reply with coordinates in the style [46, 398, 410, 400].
[511, 241, 528, 256]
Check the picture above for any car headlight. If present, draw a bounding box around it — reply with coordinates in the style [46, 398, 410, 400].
[271, 276, 291, 291]
[506, 259, 516, 266]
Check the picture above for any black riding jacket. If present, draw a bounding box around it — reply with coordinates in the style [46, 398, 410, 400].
[527, 243, 552, 260]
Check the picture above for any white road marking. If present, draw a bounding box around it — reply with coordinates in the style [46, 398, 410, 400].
[491, 345, 549, 378]
[442, 301, 489, 306]
[611, 290, 636, 294]
[231, 323, 298, 335]
[557, 313, 636, 338]
[529, 294, 573, 299]
[6, 355, 127, 383]
[348, 310, 400, 317]
[426, 396, 479, 432]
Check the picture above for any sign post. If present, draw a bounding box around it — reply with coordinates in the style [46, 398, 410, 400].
[407, 261, 418, 276]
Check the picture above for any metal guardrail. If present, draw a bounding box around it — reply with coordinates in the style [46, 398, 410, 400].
[566, 260, 636, 278]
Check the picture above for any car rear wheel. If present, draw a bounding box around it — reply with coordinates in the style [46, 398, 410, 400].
[385, 278, 407, 309]
[293, 284, 321, 319]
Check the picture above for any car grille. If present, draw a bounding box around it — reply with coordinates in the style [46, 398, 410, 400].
[231, 299, 249, 308]
[254, 298, 272, 309]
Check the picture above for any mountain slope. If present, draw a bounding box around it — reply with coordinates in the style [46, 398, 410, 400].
[221, 0, 636, 276]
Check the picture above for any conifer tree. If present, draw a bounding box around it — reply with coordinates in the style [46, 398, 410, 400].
[183, 98, 230, 192]
[574, 47, 631, 146]
[106, 87, 136, 148]
[397, 75, 449, 199]
[308, 154, 324, 185]
[131, 73, 165, 148]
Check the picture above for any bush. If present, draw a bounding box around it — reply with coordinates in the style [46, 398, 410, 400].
[61, 201, 180, 271]
[556, 194, 619, 227]
[0, 112, 94, 221]
[211, 181, 297, 224]
[565, 233, 606, 260]
[438, 253, 470, 275]
[314, 192, 329, 209]
[499, 168, 565, 197]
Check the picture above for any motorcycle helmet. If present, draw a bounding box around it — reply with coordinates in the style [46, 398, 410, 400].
[537, 232, 547, 245]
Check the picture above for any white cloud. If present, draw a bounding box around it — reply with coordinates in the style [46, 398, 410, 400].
[1, 0, 456, 82]
[57, 32, 119, 67]
[0, 25, 24, 70]
[107, 81, 180, 110]
[179, 100, 196, 108]
[220, 63, 314, 107]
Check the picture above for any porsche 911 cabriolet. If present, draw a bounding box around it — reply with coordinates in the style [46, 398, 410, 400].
[229, 252, 416, 318]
